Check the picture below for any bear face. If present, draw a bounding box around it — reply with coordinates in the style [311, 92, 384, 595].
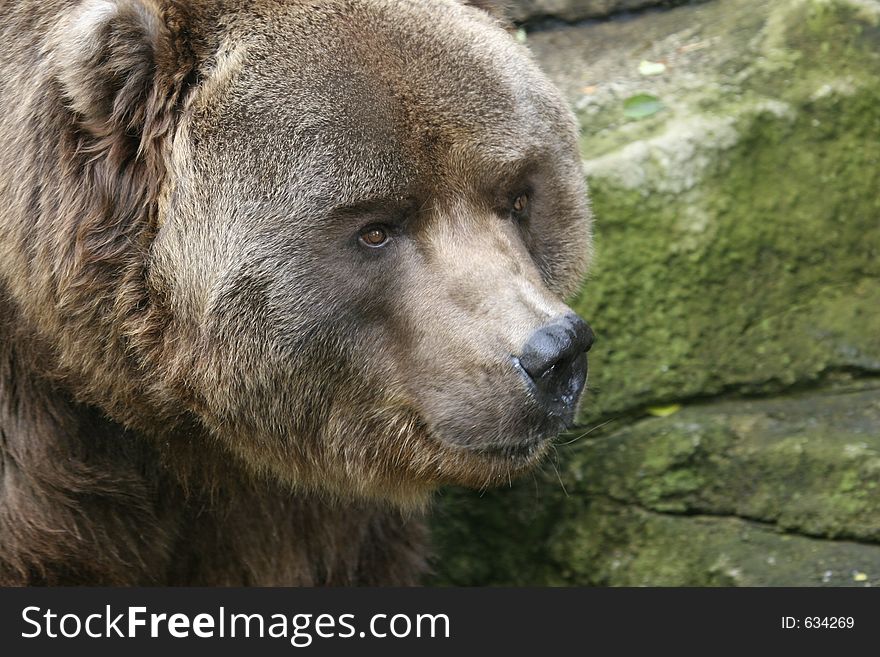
[15, 0, 592, 509]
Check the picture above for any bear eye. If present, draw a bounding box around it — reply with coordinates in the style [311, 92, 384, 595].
[511, 192, 530, 218]
[359, 225, 390, 248]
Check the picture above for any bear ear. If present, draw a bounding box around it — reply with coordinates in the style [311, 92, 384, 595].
[50, 0, 193, 153]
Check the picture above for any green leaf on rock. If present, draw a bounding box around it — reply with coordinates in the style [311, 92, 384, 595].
[647, 404, 682, 417]
[623, 93, 664, 119]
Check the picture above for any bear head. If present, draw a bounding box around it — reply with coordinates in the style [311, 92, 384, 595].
[42, 0, 593, 506]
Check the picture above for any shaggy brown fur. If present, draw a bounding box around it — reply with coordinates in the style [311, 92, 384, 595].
[0, 0, 591, 585]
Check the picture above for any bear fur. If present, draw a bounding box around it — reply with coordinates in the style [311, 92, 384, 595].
[0, 0, 591, 585]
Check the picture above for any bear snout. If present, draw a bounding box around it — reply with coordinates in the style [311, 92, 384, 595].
[513, 313, 593, 426]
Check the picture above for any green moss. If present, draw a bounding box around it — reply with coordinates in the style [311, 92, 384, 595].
[575, 81, 880, 422]
[572, 503, 880, 586]
[567, 388, 880, 541]
[574, 0, 880, 422]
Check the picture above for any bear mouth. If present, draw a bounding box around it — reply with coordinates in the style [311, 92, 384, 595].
[441, 416, 566, 466]
[469, 437, 549, 462]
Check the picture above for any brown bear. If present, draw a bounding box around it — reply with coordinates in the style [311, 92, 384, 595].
[0, 0, 592, 585]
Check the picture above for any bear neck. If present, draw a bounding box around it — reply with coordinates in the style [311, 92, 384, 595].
[0, 293, 427, 585]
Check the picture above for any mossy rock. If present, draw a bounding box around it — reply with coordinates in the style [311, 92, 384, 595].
[568, 0, 880, 422]
[572, 386, 880, 541]
[431, 386, 880, 585]
[431, 0, 880, 586]
[550, 500, 880, 586]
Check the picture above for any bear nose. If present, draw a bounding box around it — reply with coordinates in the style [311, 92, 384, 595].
[515, 313, 594, 420]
